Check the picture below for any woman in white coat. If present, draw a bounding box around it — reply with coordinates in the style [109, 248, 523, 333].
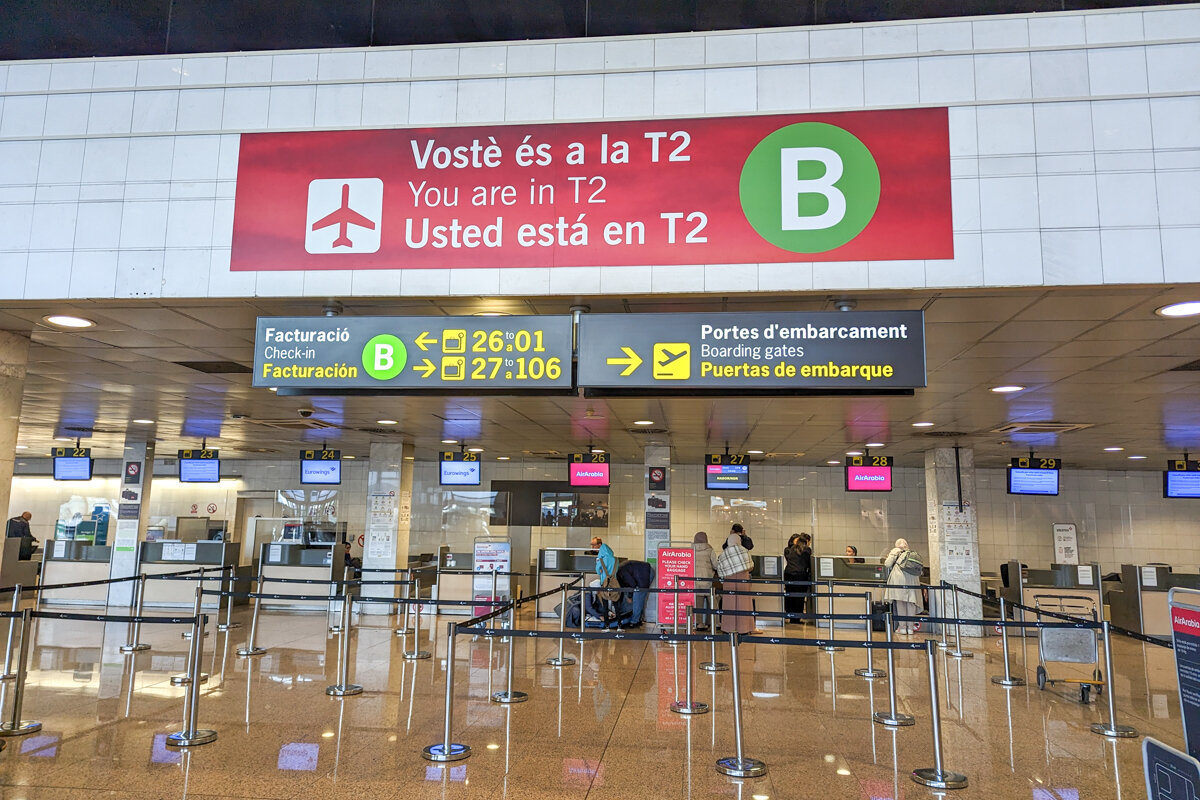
[884, 537, 923, 634]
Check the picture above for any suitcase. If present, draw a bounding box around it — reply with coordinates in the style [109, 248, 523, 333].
[871, 601, 890, 632]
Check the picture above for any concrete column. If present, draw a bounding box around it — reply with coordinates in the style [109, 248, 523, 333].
[0, 331, 29, 576]
[107, 439, 154, 607]
[924, 446, 982, 637]
[643, 443, 671, 626]
[360, 441, 414, 614]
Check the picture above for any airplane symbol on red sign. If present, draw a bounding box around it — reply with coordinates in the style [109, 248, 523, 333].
[311, 183, 376, 248]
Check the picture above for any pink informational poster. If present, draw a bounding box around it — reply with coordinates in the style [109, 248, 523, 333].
[656, 547, 696, 627]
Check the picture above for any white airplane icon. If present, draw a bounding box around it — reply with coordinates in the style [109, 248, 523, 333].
[310, 183, 376, 248]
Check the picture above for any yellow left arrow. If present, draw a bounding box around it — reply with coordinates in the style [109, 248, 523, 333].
[415, 359, 436, 378]
[606, 346, 643, 376]
[415, 332, 437, 351]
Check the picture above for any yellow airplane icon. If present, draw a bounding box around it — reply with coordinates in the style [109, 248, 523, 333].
[653, 343, 690, 380]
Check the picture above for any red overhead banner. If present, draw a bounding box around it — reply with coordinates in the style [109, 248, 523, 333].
[230, 109, 952, 271]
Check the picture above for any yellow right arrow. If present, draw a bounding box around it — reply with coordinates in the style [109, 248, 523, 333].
[606, 346, 643, 376]
[415, 359, 436, 378]
[415, 332, 437, 351]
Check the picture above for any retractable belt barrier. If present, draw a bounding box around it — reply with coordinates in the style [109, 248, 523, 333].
[950, 582, 1172, 649]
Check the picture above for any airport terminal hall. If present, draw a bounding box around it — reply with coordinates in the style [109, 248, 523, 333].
[4, 0, 1200, 798]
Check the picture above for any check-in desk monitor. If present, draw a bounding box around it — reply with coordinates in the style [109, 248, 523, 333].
[40, 540, 113, 606]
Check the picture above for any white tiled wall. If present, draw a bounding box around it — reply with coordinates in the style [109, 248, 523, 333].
[9, 457, 1198, 573]
[0, 5, 1197, 300]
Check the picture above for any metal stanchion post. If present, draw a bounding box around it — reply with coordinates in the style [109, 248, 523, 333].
[991, 599, 1025, 687]
[396, 570, 415, 637]
[182, 568, 207, 640]
[166, 609, 217, 747]
[821, 581, 843, 653]
[327, 590, 364, 696]
[669, 577, 682, 644]
[492, 625, 528, 704]
[715, 633, 766, 777]
[873, 612, 914, 727]
[121, 575, 150, 653]
[1090, 621, 1137, 738]
[403, 590, 431, 660]
[0, 609, 39, 738]
[937, 583, 951, 649]
[236, 574, 267, 657]
[422, 623, 470, 762]
[701, 585, 728, 672]
[0, 586, 23, 680]
[946, 586, 973, 659]
[671, 607, 708, 715]
[855, 592, 886, 679]
[547, 584, 576, 667]
[216, 567, 240, 632]
[911, 640, 967, 789]
[172, 587, 209, 686]
[328, 566, 344, 633]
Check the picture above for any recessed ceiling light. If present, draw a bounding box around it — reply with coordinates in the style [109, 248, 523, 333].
[441, 438, 457, 444]
[473, 311, 510, 317]
[321, 731, 335, 738]
[15, 445, 27, 450]
[1103, 447, 1124, 452]
[633, 420, 654, 426]
[43, 314, 94, 328]
[497, 456, 510, 461]
[911, 421, 934, 427]
[1156, 301, 1200, 318]
[990, 385, 1025, 393]
[344, 455, 356, 459]
[403, 455, 413, 460]
[747, 449, 764, 454]
[827, 460, 841, 465]
[54, 437, 72, 442]
[132, 419, 155, 425]
[865, 442, 885, 448]
[268, 387, 278, 392]
[486, 743, 500, 750]
[467, 447, 484, 453]
[846, 450, 863, 456]
[591, 447, 605, 454]
[376, 419, 398, 425]
[1128, 455, 1147, 460]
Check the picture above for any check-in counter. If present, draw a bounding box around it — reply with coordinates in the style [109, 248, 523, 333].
[1109, 564, 1200, 638]
[259, 541, 344, 611]
[1004, 560, 1105, 635]
[748, 555, 785, 627]
[434, 550, 476, 617]
[0, 538, 38, 590]
[535, 548, 594, 618]
[815, 555, 888, 629]
[139, 540, 239, 610]
[40, 540, 112, 606]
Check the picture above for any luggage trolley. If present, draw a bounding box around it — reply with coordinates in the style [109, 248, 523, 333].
[1033, 595, 1104, 703]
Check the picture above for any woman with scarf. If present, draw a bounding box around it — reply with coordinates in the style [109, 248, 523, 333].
[715, 532, 755, 634]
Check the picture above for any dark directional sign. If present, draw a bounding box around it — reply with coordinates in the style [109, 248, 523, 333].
[576, 311, 925, 391]
[253, 316, 573, 391]
[1144, 737, 1200, 800]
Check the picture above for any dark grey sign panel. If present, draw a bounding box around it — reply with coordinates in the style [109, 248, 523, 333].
[1144, 737, 1200, 800]
[254, 316, 573, 390]
[576, 311, 926, 390]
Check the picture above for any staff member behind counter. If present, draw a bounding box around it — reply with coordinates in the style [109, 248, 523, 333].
[6, 512, 39, 561]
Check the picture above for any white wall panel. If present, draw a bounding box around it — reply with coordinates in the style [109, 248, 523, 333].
[0, 6, 1195, 300]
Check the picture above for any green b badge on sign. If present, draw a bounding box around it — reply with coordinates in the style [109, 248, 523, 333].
[362, 334, 407, 380]
[739, 122, 881, 253]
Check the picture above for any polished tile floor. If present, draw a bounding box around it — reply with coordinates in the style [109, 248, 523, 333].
[0, 604, 1177, 799]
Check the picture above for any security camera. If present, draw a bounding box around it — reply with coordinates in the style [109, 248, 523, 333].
[298, 408, 315, 418]
[834, 299, 857, 312]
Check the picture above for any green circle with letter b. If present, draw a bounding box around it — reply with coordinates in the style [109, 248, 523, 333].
[362, 334, 407, 380]
[739, 122, 881, 253]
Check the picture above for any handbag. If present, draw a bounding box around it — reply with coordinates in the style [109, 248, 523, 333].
[597, 567, 620, 604]
[899, 551, 924, 577]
